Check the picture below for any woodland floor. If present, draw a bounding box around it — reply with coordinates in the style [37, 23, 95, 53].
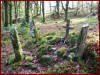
[1, 16, 99, 74]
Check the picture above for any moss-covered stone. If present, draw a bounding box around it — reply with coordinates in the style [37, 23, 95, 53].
[22, 64, 37, 70]
[57, 47, 67, 58]
[40, 55, 54, 65]
[12, 63, 19, 70]
[48, 36, 61, 45]
[35, 45, 47, 58]
[10, 28, 24, 62]
[25, 56, 33, 62]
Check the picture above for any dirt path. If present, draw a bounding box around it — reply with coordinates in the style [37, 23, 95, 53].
[40, 23, 99, 33]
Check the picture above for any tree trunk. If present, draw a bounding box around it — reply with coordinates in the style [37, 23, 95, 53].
[90, 1, 93, 13]
[75, 24, 89, 57]
[75, 1, 80, 16]
[14, 1, 17, 23]
[56, 1, 60, 18]
[42, 1, 45, 22]
[98, 2, 99, 21]
[4, 1, 8, 27]
[49, 1, 51, 12]
[66, 20, 70, 40]
[10, 28, 24, 62]
[72, 1, 74, 8]
[9, 1, 12, 25]
[39, 1, 42, 15]
[1, 1, 5, 25]
[25, 1, 29, 23]
[65, 1, 69, 21]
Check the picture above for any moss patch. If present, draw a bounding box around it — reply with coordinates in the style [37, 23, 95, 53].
[22, 64, 37, 70]
[57, 47, 67, 58]
[40, 55, 54, 66]
[25, 56, 33, 62]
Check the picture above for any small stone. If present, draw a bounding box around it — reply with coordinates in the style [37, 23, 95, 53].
[23, 51, 31, 55]
[68, 55, 72, 59]
[25, 56, 33, 62]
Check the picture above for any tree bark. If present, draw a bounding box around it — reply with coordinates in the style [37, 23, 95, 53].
[4, 1, 8, 27]
[66, 20, 70, 40]
[56, 1, 60, 18]
[42, 1, 45, 22]
[90, 1, 93, 13]
[98, 2, 99, 21]
[25, 1, 30, 23]
[9, 1, 12, 25]
[14, 1, 17, 23]
[65, 1, 69, 21]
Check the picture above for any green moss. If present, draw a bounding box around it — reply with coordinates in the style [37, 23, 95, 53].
[57, 47, 67, 58]
[22, 64, 37, 70]
[70, 36, 77, 46]
[10, 28, 24, 62]
[23, 40, 36, 50]
[25, 56, 33, 62]
[63, 54, 68, 59]
[40, 55, 54, 65]
[48, 36, 61, 45]
[12, 64, 19, 70]
[6, 55, 15, 65]
[35, 45, 47, 58]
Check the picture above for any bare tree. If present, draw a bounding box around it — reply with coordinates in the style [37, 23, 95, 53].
[61, 1, 69, 21]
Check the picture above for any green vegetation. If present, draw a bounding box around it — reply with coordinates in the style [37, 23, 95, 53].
[57, 47, 67, 58]
[1, 1, 99, 74]
[40, 55, 54, 66]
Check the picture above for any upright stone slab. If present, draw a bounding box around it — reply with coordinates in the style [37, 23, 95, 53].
[75, 24, 89, 57]
[29, 20, 35, 38]
[29, 20, 39, 42]
[66, 20, 70, 40]
[10, 28, 24, 62]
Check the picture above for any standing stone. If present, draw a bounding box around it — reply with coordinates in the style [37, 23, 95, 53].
[10, 28, 24, 62]
[75, 24, 89, 57]
[29, 20, 38, 42]
[66, 20, 70, 40]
